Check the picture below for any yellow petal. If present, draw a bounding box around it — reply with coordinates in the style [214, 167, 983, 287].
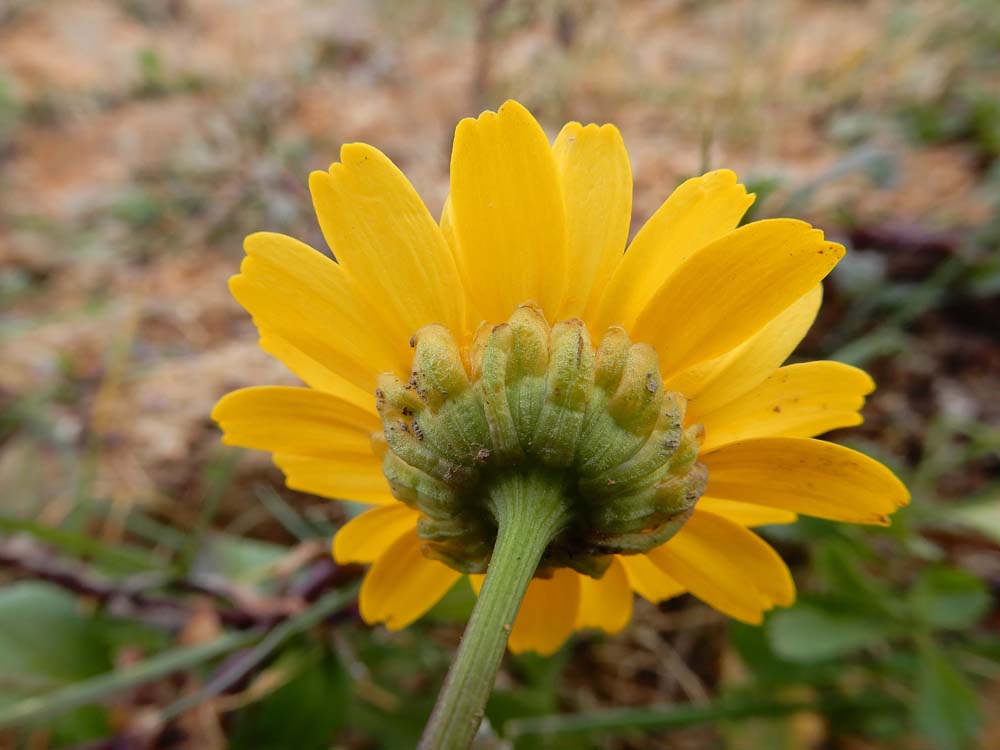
[703, 437, 910, 525]
[231, 232, 406, 392]
[508, 568, 580, 655]
[590, 169, 753, 332]
[551, 122, 632, 321]
[359, 530, 461, 630]
[440, 195, 458, 257]
[212, 386, 379, 458]
[449, 100, 568, 325]
[696, 497, 797, 526]
[575, 557, 633, 634]
[669, 285, 823, 419]
[309, 144, 465, 343]
[333, 503, 419, 563]
[259, 331, 374, 413]
[647, 510, 795, 624]
[619, 553, 686, 603]
[467, 572, 584, 653]
[274, 453, 393, 505]
[699, 361, 874, 453]
[631, 220, 844, 378]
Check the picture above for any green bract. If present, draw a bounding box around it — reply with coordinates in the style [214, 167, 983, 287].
[375, 303, 707, 579]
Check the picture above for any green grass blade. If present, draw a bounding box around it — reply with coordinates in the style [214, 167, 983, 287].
[161, 582, 359, 719]
[0, 514, 163, 572]
[0, 629, 259, 729]
[503, 695, 895, 740]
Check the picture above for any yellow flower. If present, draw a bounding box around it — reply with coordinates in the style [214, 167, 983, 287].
[213, 100, 909, 656]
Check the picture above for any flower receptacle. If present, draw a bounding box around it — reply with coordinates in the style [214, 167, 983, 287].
[375, 303, 707, 580]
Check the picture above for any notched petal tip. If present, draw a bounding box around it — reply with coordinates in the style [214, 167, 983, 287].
[242, 230, 271, 254]
[209, 389, 242, 423]
[555, 120, 582, 141]
[338, 141, 378, 165]
[727, 605, 767, 626]
[700, 167, 740, 184]
[847, 365, 878, 395]
[690, 169, 754, 211]
[307, 169, 331, 190]
[497, 98, 531, 116]
[822, 240, 847, 261]
[461, 99, 539, 132]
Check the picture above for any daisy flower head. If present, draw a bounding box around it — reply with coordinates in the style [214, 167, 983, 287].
[212, 100, 909, 659]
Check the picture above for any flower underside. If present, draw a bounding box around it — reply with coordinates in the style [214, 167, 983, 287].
[375, 303, 707, 579]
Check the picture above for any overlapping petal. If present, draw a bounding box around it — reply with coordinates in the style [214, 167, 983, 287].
[507, 568, 581, 655]
[699, 361, 874, 453]
[668, 285, 823, 420]
[275, 453, 391, 505]
[619, 553, 686, 603]
[449, 100, 568, 325]
[618, 501, 795, 608]
[230, 232, 405, 392]
[645, 509, 795, 623]
[632, 220, 844, 378]
[575, 557, 633, 634]
[259, 330, 374, 413]
[703, 437, 910, 524]
[590, 169, 753, 333]
[696, 497, 797, 526]
[359, 530, 462, 630]
[212, 386, 379, 458]
[551, 122, 632, 321]
[309, 144, 465, 342]
[333, 503, 420, 563]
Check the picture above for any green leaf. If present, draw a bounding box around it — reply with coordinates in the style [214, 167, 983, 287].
[0, 583, 163, 743]
[194, 532, 288, 586]
[909, 567, 990, 630]
[914, 642, 981, 750]
[230, 649, 350, 750]
[728, 623, 839, 686]
[951, 498, 1000, 546]
[814, 539, 885, 599]
[0, 582, 112, 685]
[767, 605, 890, 662]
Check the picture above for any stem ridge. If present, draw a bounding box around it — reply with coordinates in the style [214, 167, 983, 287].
[419, 470, 572, 750]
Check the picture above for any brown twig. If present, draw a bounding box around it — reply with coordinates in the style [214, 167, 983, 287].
[0, 534, 354, 631]
[847, 222, 962, 279]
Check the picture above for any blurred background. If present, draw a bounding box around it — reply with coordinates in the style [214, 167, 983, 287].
[1, 0, 999, 748]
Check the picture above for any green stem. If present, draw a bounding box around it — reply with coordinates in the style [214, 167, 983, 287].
[419, 471, 572, 750]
